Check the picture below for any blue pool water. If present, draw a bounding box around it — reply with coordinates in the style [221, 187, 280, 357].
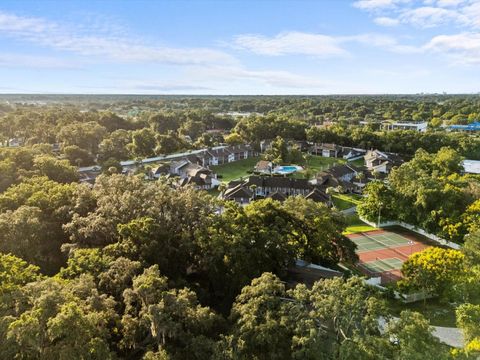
[274, 165, 302, 174]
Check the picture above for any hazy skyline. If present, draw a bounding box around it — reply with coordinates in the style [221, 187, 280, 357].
[1, 0, 480, 94]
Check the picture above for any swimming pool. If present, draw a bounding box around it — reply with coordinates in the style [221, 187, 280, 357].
[273, 165, 303, 175]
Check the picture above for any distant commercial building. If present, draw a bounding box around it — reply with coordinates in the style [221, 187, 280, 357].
[386, 122, 428, 132]
[449, 122, 480, 132]
[463, 160, 480, 174]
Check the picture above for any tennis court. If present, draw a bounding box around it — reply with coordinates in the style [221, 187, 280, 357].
[346, 228, 430, 284]
[361, 257, 403, 273]
[349, 230, 412, 253]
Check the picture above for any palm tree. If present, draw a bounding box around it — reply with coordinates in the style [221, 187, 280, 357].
[218, 182, 227, 196]
[356, 171, 365, 184]
[249, 184, 258, 201]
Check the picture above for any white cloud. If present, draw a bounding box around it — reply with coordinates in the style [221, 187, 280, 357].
[463, 1, 480, 28]
[424, 32, 480, 64]
[189, 65, 328, 89]
[235, 69, 326, 88]
[353, 0, 480, 29]
[116, 81, 212, 93]
[436, 0, 465, 7]
[353, 0, 399, 10]
[365, 1, 480, 66]
[374, 16, 401, 25]
[232, 32, 347, 57]
[0, 11, 337, 92]
[0, 12, 56, 33]
[0, 11, 237, 66]
[399, 6, 466, 27]
[341, 33, 422, 53]
[232, 31, 422, 57]
[0, 53, 80, 69]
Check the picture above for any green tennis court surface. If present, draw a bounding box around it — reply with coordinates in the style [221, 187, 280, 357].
[349, 231, 412, 252]
[362, 257, 403, 273]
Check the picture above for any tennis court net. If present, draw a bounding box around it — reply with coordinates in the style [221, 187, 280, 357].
[361, 232, 411, 259]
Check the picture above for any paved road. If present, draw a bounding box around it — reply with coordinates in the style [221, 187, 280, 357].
[432, 325, 464, 348]
[378, 317, 464, 348]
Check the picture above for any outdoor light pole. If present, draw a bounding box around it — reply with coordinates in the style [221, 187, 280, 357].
[377, 202, 383, 228]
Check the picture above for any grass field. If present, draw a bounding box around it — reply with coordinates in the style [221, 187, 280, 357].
[212, 155, 343, 182]
[349, 158, 365, 167]
[343, 214, 377, 235]
[291, 155, 345, 179]
[332, 193, 363, 210]
[211, 156, 260, 182]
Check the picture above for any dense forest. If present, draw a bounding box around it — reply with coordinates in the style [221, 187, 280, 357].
[1, 95, 480, 168]
[1, 95, 480, 359]
[359, 147, 480, 242]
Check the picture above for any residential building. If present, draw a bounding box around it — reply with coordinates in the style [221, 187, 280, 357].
[222, 183, 253, 204]
[78, 165, 102, 184]
[202, 147, 231, 166]
[342, 148, 366, 161]
[309, 143, 341, 158]
[150, 163, 170, 179]
[175, 162, 220, 190]
[245, 176, 312, 197]
[305, 188, 331, 203]
[177, 172, 220, 190]
[118, 143, 257, 174]
[315, 166, 358, 193]
[202, 144, 258, 166]
[221, 175, 331, 205]
[314, 164, 373, 193]
[254, 160, 273, 174]
[267, 191, 288, 202]
[364, 150, 403, 174]
[288, 259, 343, 287]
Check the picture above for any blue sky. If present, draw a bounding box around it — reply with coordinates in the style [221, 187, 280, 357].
[0, 0, 479, 94]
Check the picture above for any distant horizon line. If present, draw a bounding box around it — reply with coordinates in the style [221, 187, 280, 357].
[0, 92, 479, 97]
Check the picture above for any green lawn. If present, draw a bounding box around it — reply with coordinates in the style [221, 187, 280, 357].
[211, 156, 260, 183]
[292, 155, 345, 179]
[332, 193, 363, 210]
[343, 214, 377, 235]
[305, 155, 345, 173]
[349, 158, 365, 167]
[386, 297, 457, 328]
[212, 155, 345, 183]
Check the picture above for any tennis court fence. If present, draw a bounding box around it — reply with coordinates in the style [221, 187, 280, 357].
[357, 262, 400, 284]
[358, 217, 460, 250]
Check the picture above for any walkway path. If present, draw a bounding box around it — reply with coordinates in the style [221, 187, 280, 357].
[378, 317, 464, 348]
[340, 206, 356, 215]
